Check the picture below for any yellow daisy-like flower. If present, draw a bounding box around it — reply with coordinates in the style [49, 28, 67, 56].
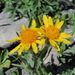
[39, 15, 72, 51]
[7, 20, 45, 55]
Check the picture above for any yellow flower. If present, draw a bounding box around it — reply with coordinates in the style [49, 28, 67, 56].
[7, 20, 45, 55]
[39, 15, 72, 51]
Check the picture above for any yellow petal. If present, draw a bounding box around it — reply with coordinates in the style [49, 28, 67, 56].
[41, 39, 45, 45]
[33, 28, 42, 34]
[48, 16, 53, 26]
[18, 45, 25, 55]
[36, 39, 45, 45]
[32, 43, 38, 53]
[62, 39, 71, 44]
[60, 32, 72, 38]
[31, 20, 36, 29]
[55, 21, 64, 29]
[43, 15, 49, 28]
[24, 43, 31, 50]
[55, 37, 63, 42]
[39, 27, 45, 35]
[55, 37, 71, 44]
[9, 44, 21, 55]
[55, 19, 60, 25]
[6, 37, 21, 42]
[21, 25, 26, 30]
[49, 39, 60, 51]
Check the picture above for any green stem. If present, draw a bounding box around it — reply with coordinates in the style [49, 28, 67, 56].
[0, 67, 3, 75]
[39, 45, 51, 59]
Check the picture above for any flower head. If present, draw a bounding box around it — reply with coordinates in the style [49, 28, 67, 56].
[39, 15, 72, 51]
[7, 20, 45, 55]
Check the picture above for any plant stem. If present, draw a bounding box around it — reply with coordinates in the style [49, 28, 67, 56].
[0, 67, 3, 75]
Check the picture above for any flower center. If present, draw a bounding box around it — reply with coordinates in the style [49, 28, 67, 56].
[45, 26, 60, 39]
[20, 29, 38, 44]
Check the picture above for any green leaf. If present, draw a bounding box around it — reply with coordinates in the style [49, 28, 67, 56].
[63, 47, 75, 54]
[0, 60, 11, 68]
[16, 32, 19, 36]
[41, 68, 48, 75]
[0, 49, 8, 64]
[22, 0, 29, 3]
[35, 58, 42, 70]
[60, 43, 67, 52]
[0, 53, 2, 63]
[10, 71, 16, 75]
[10, 70, 20, 75]
[48, 72, 53, 75]
[59, 68, 75, 75]
[0, 68, 3, 75]
[12, 62, 26, 69]
[22, 53, 34, 68]
[71, 68, 75, 74]
[1, 49, 8, 63]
